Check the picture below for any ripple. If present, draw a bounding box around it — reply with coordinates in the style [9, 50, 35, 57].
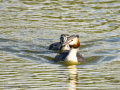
[0, 0, 120, 89]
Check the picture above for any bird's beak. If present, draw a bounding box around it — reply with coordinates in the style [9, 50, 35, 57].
[62, 40, 72, 46]
[62, 41, 69, 46]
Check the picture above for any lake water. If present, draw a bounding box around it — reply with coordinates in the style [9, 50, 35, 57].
[0, 0, 120, 90]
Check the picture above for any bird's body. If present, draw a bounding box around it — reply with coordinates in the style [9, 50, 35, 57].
[54, 35, 85, 63]
[49, 34, 70, 50]
[49, 42, 61, 50]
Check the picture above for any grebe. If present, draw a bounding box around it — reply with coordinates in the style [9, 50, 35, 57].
[49, 34, 70, 50]
[54, 35, 85, 63]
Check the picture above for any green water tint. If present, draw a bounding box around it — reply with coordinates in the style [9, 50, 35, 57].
[0, 0, 120, 89]
[57, 61, 85, 66]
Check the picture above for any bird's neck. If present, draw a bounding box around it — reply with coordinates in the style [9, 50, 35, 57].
[66, 47, 79, 62]
[61, 44, 70, 51]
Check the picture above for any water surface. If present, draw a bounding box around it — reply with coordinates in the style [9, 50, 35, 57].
[0, 0, 120, 90]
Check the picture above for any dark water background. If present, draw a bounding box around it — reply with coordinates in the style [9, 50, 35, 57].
[0, 0, 120, 90]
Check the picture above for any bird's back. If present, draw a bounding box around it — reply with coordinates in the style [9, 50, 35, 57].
[49, 42, 61, 50]
[54, 50, 69, 62]
[77, 53, 85, 63]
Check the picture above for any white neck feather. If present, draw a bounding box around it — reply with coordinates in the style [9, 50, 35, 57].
[61, 44, 70, 50]
[66, 48, 78, 62]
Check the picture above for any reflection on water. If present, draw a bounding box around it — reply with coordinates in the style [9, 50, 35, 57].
[67, 65, 77, 90]
[0, 0, 120, 90]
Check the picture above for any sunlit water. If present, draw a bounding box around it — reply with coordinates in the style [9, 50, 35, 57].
[0, 0, 120, 90]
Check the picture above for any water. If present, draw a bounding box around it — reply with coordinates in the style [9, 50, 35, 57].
[0, 0, 120, 90]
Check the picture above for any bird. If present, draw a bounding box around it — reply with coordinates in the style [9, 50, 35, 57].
[54, 35, 85, 64]
[49, 34, 70, 51]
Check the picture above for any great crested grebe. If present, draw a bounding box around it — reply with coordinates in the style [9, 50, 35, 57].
[54, 35, 85, 63]
[49, 34, 70, 50]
